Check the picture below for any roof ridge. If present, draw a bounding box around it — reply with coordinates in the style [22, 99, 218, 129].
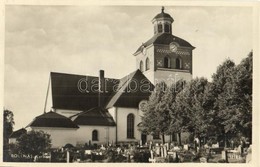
[134, 33, 194, 54]
[51, 71, 119, 81]
[70, 107, 95, 119]
[73, 107, 116, 126]
[105, 70, 141, 108]
[118, 70, 138, 89]
[27, 111, 79, 129]
[134, 33, 162, 54]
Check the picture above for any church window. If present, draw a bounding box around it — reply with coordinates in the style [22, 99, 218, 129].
[146, 58, 150, 70]
[92, 130, 98, 141]
[127, 114, 135, 138]
[154, 25, 157, 34]
[140, 61, 144, 72]
[176, 58, 181, 69]
[158, 24, 163, 33]
[165, 24, 170, 33]
[164, 57, 170, 68]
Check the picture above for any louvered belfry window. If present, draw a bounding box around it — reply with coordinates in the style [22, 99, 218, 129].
[158, 24, 163, 33]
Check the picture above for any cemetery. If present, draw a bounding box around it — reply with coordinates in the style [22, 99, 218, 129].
[8, 138, 251, 163]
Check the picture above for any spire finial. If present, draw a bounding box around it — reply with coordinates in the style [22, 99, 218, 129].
[161, 6, 165, 13]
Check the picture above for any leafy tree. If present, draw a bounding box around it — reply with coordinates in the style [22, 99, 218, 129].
[140, 52, 252, 148]
[217, 53, 252, 141]
[210, 59, 236, 146]
[140, 82, 168, 143]
[17, 130, 51, 158]
[3, 109, 15, 161]
[231, 52, 252, 140]
[210, 52, 252, 145]
[3, 109, 15, 145]
[175, 78, 213, 145]
[166, 79, 186, 145]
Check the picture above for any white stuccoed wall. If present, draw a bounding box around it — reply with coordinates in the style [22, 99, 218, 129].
[31, 125, 116, 148]
[31, 127, 78, 148]
[73, 125, 116, 145]
[108, 107, 143, 143]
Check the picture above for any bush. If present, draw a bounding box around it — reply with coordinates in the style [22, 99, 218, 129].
[103, 148, 126, 162]
[133, 150, 150, 162]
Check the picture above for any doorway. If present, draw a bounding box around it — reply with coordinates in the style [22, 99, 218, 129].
[141, 133, 147, 145]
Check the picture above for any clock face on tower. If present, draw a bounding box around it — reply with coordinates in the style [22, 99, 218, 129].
[169, 42, 178, 52]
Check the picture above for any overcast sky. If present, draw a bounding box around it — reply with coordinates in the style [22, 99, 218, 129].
[4, 5, 253, 130]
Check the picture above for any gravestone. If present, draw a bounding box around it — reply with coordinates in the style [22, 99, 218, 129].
[183, 144, 189, 150]
[221, 150, 228, 163]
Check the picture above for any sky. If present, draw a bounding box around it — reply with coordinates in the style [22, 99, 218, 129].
[4, 5, 253, 130]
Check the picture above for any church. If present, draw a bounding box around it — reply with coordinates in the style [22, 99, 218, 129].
[26, 7, 195, 148]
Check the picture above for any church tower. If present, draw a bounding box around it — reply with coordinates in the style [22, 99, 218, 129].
[133, 7, 195, 85]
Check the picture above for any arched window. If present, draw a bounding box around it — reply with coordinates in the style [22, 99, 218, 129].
[146, 58, 150, 70]
[164, 24, 170, 33]
[158, 24, 163, 33]
[127, 114, 135, 138]
[92, 130, 98, 141]
[154, 25, 157, 34]
[176, 58, 181, 69]
[164, 57, 170, 68]
[140, 61, 144, 72]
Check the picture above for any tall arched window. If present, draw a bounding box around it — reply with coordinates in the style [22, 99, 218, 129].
[140, 61, 144, 72]
[176, 58, 181, 69]
[92, 130, 98, 141]
[127, 114, 135, 138]
[158, 24, 163, 33]
[146, 58, 150, 71]
[164, 24, 170, 33]
[164, 57, 170, 68]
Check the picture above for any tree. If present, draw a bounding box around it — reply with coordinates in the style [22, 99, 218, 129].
[3, 109, 15, 161]
[140, 82, 168, 143]
[175, 78, 214, 146]
[210, 59, 236, 146]
[209, 52, 252, 146]
[17, 130, 51, 158]
[3, 109, 15, 145]
[230, 52, 252, 141]
[216, 53, 252, 141]
[166, 79, 186, 145]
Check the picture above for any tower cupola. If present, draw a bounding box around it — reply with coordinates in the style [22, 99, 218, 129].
[152, 6, 174, 34]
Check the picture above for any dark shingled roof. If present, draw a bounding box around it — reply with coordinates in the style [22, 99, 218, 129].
[134, 33, 194, 54]
[27, 111, 79, 128]
[51, 72, 119, 111]
[153, 12, 173, 22]
[106, 70, 154, 108]
[72, 107, 116, 126]
[51, 70, 153, 110]
[9, 128, 27, 138]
